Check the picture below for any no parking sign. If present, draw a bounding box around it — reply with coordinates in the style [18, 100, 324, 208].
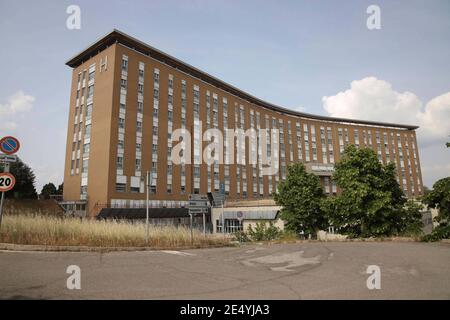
[0, 136, 20, 155]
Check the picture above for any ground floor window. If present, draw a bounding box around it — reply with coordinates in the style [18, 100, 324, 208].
[216, 219, 242, 233]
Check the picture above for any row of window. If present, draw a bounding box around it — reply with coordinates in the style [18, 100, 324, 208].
[111, 56, 421, 197]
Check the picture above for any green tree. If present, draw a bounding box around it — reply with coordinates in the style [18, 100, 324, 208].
[422, 177, 450, 241]
[399, 200, 424, 236]
[40, 183, 57, 199]
[57, 183, 63, 195]
[326, 145, 419, 237]
[274, 163, 327, 238]
[0, 158, 37, 199]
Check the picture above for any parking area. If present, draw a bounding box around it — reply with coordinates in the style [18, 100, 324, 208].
[1, 242, 449, 299]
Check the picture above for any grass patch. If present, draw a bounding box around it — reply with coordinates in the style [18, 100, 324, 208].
[0, 214, 230, 248]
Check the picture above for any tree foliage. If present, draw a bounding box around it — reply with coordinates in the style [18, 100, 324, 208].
[0, 158, 37, 199]
[326, 145, 422, 237]
[422, 177, 450, 241]
[274, 163, 327, 237]
[40, 183, 57, 199]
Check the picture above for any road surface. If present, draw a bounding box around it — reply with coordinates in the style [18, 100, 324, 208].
[1, 242, 449, 299]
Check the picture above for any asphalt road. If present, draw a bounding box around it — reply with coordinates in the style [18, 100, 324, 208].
[1, 242, 449, 299]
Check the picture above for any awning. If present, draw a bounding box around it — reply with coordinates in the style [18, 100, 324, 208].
[97, 207, 197, 220]
[221, 210, 279, 220]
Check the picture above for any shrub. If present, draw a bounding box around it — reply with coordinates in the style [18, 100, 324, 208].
[247, 222, 281, 241]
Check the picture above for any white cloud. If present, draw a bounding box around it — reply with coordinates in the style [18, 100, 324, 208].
[322, 77, 450, 186]
[0, 91, 35, 135]
[0, 91, 35, 116]
[322, 77, 450, 146]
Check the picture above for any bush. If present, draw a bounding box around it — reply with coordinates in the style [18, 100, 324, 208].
[247, 222, 281, 241]
[422, 225, 450, 242]
[232, 231, 251, 242]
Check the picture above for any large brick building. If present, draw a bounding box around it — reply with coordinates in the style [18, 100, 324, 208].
[63, 30, 423, 217]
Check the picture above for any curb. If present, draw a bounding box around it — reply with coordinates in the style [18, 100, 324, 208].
[0, 243, 232, 253]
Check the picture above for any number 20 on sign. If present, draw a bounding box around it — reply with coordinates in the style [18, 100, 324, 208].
[0, 173, 15, 192]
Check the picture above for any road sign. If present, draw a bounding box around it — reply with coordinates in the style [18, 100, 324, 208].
[189, 194, 208, 201]
[0, 154, 17, 163]
[0, 136, 20, 155]
[237, 211, 244, 222]
[188, 200, 209, 208]
[188, 207, 209, 215]
[0, 172, 15, 192]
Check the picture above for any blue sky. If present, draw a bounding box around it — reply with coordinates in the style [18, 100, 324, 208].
[0, 0, 449, 192]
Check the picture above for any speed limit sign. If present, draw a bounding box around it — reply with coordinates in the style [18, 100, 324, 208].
[0, 173, 15, 192]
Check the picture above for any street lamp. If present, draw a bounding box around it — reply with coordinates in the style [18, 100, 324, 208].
[146, 170, 153, 245]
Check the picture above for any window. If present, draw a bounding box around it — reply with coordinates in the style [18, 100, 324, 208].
[119, 118, 125, 129]
[168, 78, 173, 89]
[121, 59, 128, 71]
[137, 102, 143, 113]
[130, 187, 140, 193]
[88, 70, 95, 82]
[83, 143, 90, 154]
[82, 159, 88, 173]
[116, 183, 126, 192]
[135, 159, 141, 171]
[136, 121, 142, 132]
[154, 72, 159, 83]
[86, 104, 93, 119]
[121, 79, 127, 89]
[139, 69, 144, 77]
[118, 140, 124, 149]
[138, 84, 144, 93]
[84, 124, 91, 137]
[117, 156, 124, 169]
[136, 143, 141, 152]
[120, 103, 126, 112]
[168, 95, 173, 105]
[87, 85, 94, 98]
[153, 89, 159, 99]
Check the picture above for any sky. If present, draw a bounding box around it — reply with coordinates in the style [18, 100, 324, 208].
[0, 0, 449, 192]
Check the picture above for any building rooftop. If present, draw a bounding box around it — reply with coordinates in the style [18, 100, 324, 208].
[66, 29, 419, 130]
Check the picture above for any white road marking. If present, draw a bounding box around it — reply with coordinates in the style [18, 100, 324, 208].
[161, 250, 195, 256]
[243, 251, 321, 272]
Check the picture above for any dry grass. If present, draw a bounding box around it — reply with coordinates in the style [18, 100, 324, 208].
[0, 214, 230, 248]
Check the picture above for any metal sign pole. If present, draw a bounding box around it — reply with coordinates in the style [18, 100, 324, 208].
[0, 161, 9, 229]
[146, 171, 150, 245]
[222, 200, 225, 238]
[190, 213, 193, 245]
[202, 212, 206, 236]
[0, 191, 5, 229]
